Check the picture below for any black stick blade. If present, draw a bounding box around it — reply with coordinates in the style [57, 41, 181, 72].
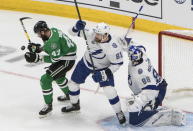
[20, 17, 32, 21]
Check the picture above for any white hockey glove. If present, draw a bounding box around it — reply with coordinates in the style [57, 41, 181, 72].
[127, 95, 145, 112]
[126, 94, 135, 107]
[118, 37, 133, 51]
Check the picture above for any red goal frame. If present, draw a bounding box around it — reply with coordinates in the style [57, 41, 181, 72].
[158, 31, 193, 76]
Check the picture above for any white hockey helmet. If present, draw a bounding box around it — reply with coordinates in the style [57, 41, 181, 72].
[93, 22, 110, 35]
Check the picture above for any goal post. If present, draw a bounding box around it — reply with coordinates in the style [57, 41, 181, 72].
[158, 30, 193, 99]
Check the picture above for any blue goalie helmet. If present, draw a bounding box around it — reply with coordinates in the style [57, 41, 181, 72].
[128, 45, 142, 61]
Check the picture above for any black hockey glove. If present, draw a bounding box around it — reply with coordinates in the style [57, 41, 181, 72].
[24, 52, 41, 63]
[27, 43, 42, 53]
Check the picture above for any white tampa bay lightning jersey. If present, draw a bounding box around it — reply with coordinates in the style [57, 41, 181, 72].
[69, 28, 123, 73]
[128, 48, 163, 95]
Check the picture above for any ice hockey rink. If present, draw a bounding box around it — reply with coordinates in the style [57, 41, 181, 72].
[0, 10, 193, 131]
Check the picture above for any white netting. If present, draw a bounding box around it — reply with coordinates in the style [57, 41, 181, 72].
[159, 30, 193, 99]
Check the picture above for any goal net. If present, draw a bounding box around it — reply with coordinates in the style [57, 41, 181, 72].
[158, 30, 193, 99]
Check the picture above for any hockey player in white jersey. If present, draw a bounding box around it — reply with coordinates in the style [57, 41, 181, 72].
[120, 37, 185, 127]
[60, 20, 126, 125]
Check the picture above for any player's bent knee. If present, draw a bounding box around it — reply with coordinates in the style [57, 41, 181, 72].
[103, 86, 119, 101]
[56, 77, 68, 87]
[40, 74, 53, 88]
[68, 80, 80, 97]
[68, 80, 80, 91]
[103, 86, 117, 96]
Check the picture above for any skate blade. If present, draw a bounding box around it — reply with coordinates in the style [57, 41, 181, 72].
[61, 110, 81, 114]
[121, 122, 127, 127]
[58, 100, 70, 104]
[120, 121, 128, 127]
[39, 112, 52, 119]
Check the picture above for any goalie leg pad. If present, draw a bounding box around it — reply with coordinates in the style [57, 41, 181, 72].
[128, 107, 186, 127]
[171, 109, 186, 126]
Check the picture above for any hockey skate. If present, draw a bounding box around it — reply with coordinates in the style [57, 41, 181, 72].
[61, 100, 80, 113]
[116, 111, 126, 125]
[57, 94, 70, 102]
[39, 104, 52, 118]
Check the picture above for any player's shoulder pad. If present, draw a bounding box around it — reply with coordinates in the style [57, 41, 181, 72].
[51, 27, 61, 35]
[51, 28, 63, 39]
[108, 35, 122, 49]
[50, 27, 58, 32]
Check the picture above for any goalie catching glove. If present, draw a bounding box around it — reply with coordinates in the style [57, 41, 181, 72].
[127, 95, 145, 112]
[24, 52, 42, 63]
[118, 37, 133, 52]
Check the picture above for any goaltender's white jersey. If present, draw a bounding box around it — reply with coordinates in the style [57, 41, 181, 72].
[69, 28, 123, 73]
[128, 49, 163, 95]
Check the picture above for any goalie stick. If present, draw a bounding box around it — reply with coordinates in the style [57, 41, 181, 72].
[125, 6, 143, 39]
[124, 6, 143, 53]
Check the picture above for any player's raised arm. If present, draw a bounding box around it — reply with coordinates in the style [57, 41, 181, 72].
[68, 20, 89, 37]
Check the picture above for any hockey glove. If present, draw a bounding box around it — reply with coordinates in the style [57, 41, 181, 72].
[126, 94, 136, 106]
[118, 37, 133, 52]
[24, 52, 41, 63]
[27, 43, 42, 53]
[92, 68, 112, 83]
[73, 20, 86, 32]
[119, 37, 132, 46]
[127, 95, 144, 112]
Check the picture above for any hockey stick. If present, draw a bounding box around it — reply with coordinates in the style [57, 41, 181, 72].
[74, 0, 102, 94]
[123, 6, 143, 50]
[74, 0, 96, 72]
[19, 17, 32, 50]
[125, 6, 143, 38]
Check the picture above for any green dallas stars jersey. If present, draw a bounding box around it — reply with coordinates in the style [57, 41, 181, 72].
[42, 28, 77, 63]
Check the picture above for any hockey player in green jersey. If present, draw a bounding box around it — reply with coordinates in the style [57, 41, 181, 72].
[24, 21, 77, 118]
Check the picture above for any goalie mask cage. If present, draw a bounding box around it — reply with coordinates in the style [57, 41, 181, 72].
[158, 30, 193, 98]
